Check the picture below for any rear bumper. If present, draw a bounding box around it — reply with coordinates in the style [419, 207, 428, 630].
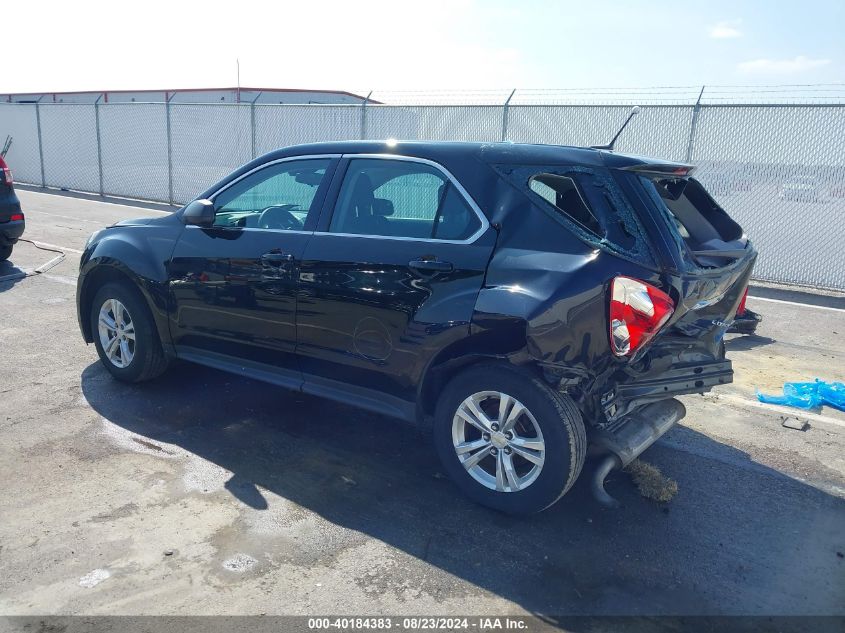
[0, 219, 25, 245]
[600, 358, 732, 422]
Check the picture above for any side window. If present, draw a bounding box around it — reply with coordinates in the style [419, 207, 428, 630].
[529, 173, 602, 236]
[212, 159, 331, 230]
[329, 159, 481, 240]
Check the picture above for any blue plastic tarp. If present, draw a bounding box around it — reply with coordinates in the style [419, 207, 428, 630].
[757, 380, 845, 412]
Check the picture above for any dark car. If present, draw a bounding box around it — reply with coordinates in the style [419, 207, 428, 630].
[76, 141, 755, 514]
[0, 155, 25, 261]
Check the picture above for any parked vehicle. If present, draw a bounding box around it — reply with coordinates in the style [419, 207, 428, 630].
[76, 141, 755, 513]
[0, 154, 25, 261]
[779, 175, 830, 203]
[727, 288, 762, 334]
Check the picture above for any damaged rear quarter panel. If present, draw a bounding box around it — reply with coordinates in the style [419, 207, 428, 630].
[472, 182, 663, 382]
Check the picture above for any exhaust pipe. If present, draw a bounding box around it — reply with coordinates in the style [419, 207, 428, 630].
[590, 398, 686, 507]
[592, 454, 622, 508]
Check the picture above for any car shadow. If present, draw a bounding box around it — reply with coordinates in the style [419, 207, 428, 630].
[80, 362, 845, 619]
[725, 334, 776, 351]
[0, 258, 27, 291]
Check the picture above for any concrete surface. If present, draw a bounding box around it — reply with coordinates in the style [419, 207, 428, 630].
[1, 189, 844, 620]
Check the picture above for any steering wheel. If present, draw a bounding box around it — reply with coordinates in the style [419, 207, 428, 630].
[257, 204, 303, 230]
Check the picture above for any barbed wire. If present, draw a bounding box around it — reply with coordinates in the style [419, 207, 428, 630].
[360, 84, 845, 106]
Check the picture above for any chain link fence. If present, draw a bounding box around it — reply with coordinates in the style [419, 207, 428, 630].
[2, 90, 844, 290]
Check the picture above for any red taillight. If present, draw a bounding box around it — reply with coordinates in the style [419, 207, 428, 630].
[736, 287, 749, 316]
[609, 276, 675, 357]
[0, 156, 12, 186]
[10, 213, 24, 222]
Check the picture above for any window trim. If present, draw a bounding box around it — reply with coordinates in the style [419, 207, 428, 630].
[184, 154, 341, 235]
[317, 153, 490, 244]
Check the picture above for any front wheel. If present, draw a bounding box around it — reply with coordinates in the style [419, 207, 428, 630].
[90, 282, 169, 382]
[433, 364, 586, 514]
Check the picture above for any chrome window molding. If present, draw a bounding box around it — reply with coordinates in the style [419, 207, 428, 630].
[317, 153, 491, 245]
[208, 154, 341, 203]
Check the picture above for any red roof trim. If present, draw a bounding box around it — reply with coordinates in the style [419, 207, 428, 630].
[4, 87, 370, 99]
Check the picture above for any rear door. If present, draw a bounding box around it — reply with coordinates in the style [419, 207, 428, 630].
[295, 155, 496, 419]
[168, 156, 337, 380]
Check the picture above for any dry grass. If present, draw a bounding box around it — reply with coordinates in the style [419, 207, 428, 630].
[624, 459, 679, 503]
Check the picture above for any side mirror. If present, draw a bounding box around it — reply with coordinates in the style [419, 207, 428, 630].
[182, 199, 215, 227]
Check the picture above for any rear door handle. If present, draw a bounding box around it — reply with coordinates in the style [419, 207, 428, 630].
[409, 258, 453, 273]
[261, 251, 295, 264]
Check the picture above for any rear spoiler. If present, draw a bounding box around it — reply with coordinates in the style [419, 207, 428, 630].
[621, 163, 696, 177]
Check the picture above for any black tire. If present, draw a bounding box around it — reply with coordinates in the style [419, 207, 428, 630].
[0, 244, 12, 261]
[434, 363, 586, 515]
[90, 282, 169, 383]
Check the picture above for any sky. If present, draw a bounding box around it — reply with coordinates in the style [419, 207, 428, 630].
[5, 0, 844, 94]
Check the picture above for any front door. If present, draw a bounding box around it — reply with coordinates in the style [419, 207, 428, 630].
[296, 156, 496, 418]
[168, 156, 336, 380]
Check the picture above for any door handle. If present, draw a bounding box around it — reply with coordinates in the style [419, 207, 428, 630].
[261, 251, 294, 264]
[409, 258, 453, 273]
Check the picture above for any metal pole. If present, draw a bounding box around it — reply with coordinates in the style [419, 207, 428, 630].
[251, 92, 262, 159]
[501, 88, 516, 142]
[361, 90, 373, 140]
[94, 94, 104, 196]
[34, 97, 46, 187]
[166, 93, 174, 205]
[685, 85, 706, 163]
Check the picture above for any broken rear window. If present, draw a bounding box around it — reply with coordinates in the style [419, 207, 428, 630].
[495, 164, 656, 265]
[638, 175, 748, 269]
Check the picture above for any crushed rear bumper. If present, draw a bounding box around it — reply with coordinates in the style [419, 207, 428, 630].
[599, 358, 732, 422]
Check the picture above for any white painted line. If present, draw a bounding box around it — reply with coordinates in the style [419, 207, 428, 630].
[715, 392, 845, 428]
[20, 189, 174, 214]
[24, 209, 107, 225]
[749, 296, 845, 313]
[41, 274, 77, 286]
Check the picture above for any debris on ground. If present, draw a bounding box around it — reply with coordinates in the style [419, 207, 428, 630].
[341, 475, 356, 486]
[624, 460, 679, 503]
[780, 415, 810, 431]
[757, 379, 845, 412]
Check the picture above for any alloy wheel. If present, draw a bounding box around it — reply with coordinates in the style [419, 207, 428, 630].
[452, 390, 545, 492]
[97, 298, 136, 369]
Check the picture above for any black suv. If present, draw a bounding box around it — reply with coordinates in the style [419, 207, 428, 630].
[0, 154, 25, 261]
[76, 141, 755, 514]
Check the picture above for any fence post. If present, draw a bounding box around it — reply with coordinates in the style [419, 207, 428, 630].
[251, 92, 262, 159]
[501, 89, 517, 142]
[34, 98, 46, 187]
[94, 95, 104, 196]
[685, 85, 705, 163]
[361, 90, 373, 140]
[166, 94, 174, 205]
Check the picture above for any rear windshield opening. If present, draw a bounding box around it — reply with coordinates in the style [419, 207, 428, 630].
[643, 176, 747, 267]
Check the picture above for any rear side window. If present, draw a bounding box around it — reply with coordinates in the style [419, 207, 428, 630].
[329, 159, 481, 241]
[495, 164, 655, 265]
[529, 174, 602, 235]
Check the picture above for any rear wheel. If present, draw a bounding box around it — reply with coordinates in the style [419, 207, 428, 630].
[90, 282, 169, 382]
[433, 363, 586, 514]
[0, 244, 12, 261]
